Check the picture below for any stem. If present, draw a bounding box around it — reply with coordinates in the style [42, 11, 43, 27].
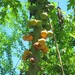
[51, 24, 65, 75]
[27, 27, 42, 75]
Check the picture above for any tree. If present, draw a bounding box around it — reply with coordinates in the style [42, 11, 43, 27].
[0, 0, 75, 75]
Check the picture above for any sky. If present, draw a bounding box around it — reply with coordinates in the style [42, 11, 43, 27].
[54, 0, 71, 14]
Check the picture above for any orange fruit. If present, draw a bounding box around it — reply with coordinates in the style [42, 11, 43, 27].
[22, 50, 32, 60]
[38, 38, 46, 45]
[33, 42, 47, 50]
[33, 42, 40, 50]
[22, 34, 33, 41]
[42, 46, 48, 53]
[40, 44, 46, 49]
[22, 55, 27, 60]
[41, 30, 48, 39]
[24, 50, 32, 57]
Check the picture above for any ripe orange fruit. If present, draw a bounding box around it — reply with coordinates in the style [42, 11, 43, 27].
[22, 50, 32, 60]
[40, 44, 46, 49]
[33, 42, 47, 50]
[24, 50, 32, 57]
[42, 46, 48, 53]
[22, 34, 33, 41]
[38, 38, 46, 46]
[33, 42, 40, 50]
[22, 55, 27, 60]
[41, 30, 48, 39]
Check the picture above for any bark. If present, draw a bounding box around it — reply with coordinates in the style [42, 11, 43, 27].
[27, 27, 42, 75]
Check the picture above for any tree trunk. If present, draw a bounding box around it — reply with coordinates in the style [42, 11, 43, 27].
[27, 27, 42, 75]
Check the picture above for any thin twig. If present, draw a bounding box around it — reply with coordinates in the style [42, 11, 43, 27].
[48, 19, 65, 75]
[14, 58, 21, 69]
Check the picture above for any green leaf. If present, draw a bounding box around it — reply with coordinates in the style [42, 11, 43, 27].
[69, 33, 75, 38]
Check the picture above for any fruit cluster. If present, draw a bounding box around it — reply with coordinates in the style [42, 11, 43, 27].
[22, 0, 54, 61]
[33, 29, 53, 53]
[22, 30, 53, 61]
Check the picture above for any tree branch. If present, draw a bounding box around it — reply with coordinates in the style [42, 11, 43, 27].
[50, 23, 65, 75]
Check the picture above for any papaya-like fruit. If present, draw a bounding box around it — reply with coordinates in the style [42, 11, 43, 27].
[24, 50, 32, 57]
[49, 4, 55, 10]
[40, 44, 46, 50]
[42, 46, 48, 53]
[38, 38, 46, 45]
[22, 55, 27, 60]
[22, 50, 32, 60]
[22, 34, 33, 41]
[41, 30, 48, 39]
[47, 30, 53, 37]
[33, 42, 47, 50]
[36, 20, 42, 27]
[40, 12, 48, 20]
[28, 19, 38, 27]
[33, 42, 40, 50]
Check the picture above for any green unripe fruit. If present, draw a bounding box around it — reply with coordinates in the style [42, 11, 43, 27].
[40, 12, 48, 20]
[28, 19, 38, 27]
[49, 4, 55, 10]
[28, 19, 42, 27]
[47, 30, 53, 37]
[36, 20, 42, 27]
